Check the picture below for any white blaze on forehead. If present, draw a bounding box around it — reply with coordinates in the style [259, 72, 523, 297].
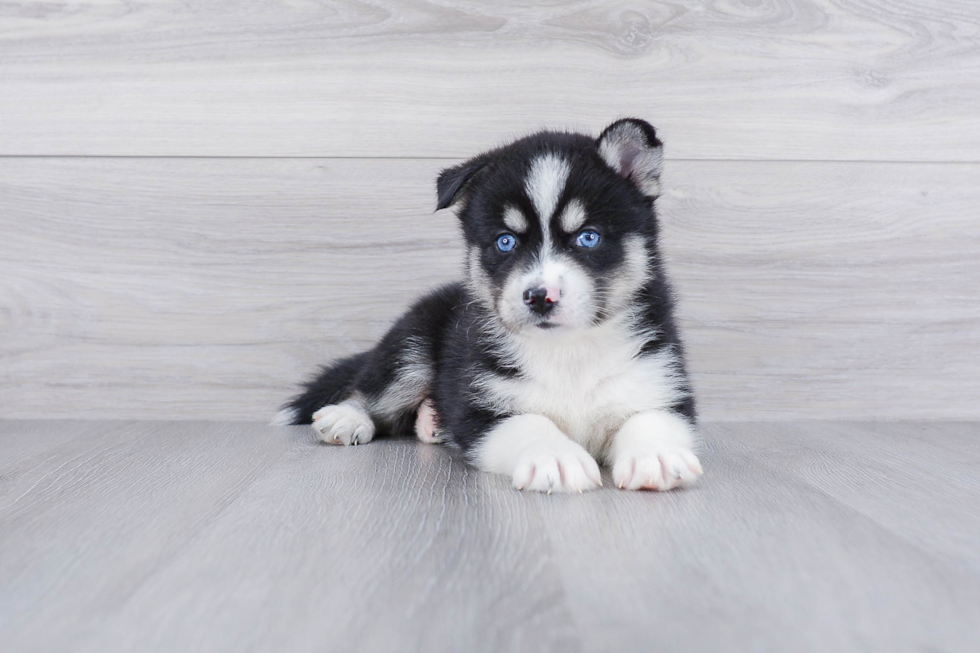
[525, 154, 570, 245]
[502, 205, 528, 233]
[536, 257, 569, 289]
[558, 198, 587, 233]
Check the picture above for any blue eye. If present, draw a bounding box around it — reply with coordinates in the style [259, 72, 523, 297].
[576, 229, 601, 248]
[496, 233, 517, 252]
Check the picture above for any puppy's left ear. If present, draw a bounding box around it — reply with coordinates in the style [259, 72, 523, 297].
[436, 157, 488, 211]
[596, 118, 664, 199]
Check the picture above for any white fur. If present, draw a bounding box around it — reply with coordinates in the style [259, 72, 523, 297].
[558, 198, 587, 233]
[525, 154, 570, 244]
[472, 315, 687, 459]
[503, 205, 528, 233]
[312, 399, 376, 446]
[473, 226, 677, 456]
[497, 251, 596, 330]
[473, 414, 602, 493]
[604, 235, 650, 311]
[269, 406, 298, 426]
[608, 410, 702, 490]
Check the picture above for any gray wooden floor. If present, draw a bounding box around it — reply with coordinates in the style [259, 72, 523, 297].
[2, 421, 978, 653]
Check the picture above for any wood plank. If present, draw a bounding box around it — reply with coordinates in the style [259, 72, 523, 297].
[0, 419, 108, 472]
[717, 422, 980, 570]
[1, 1, 979, 159]
[0, 424, 579, 653]
[1, 421, 978, 652]
[663, 160, 980, 420]
[0, 421, 294, 649]
[1, 158, 978, 421]
[0, 157, 461, 421]
[539, 421, 980, 652]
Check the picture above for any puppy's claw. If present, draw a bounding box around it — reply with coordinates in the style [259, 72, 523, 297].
[510, 438, 600, 493]
[612, 447, 703, 491]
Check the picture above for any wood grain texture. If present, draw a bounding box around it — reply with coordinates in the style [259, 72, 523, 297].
[0, 422, 579, 653]
[0, 421, 294, 648]
[2, 157, 978, 421]
[543, 421, 980, 652]
[1, 1, 979, 159]
[0, 420, 978, 652]
[719, 421, 980, 568]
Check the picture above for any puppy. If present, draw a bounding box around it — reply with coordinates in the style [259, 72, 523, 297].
[276, 118, 702, 493]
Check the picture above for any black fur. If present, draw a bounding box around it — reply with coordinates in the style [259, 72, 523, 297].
[281, 119, 695, 458]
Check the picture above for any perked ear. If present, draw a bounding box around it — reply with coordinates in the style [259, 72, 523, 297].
[436, 157, 488, 210]
[596, 118, 664, 198]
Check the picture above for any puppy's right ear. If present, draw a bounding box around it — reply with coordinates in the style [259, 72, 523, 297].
[436, 158, 488, 211]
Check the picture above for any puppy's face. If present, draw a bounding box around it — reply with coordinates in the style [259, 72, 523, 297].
[437, 119, 665, 334]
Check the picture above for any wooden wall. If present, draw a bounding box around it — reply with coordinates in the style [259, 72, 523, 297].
[1, 1, 978, 421]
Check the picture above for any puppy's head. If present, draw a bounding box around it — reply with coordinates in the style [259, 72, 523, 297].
[437, 118, 664, 334]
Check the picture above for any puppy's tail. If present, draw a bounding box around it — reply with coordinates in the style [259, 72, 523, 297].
[272, 351, 370, 425]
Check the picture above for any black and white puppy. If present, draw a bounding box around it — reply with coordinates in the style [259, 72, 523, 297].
[276, 118, 702, 493]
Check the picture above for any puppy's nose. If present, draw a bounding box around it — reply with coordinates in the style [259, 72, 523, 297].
[523, 287, 556, 316]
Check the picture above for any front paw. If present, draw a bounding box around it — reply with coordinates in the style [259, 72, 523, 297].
[512, 440, 602, 494]
[312, 402, 375, 446]
[612, 447, 702, 491]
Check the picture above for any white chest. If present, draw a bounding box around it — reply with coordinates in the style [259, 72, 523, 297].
[475, 327, 685, 457]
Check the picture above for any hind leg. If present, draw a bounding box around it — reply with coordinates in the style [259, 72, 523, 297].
[414, 398, 444, 444]
[312, 397, 376, 446]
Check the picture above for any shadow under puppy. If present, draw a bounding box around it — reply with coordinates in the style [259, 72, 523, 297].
[277, 118, 702, 493]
